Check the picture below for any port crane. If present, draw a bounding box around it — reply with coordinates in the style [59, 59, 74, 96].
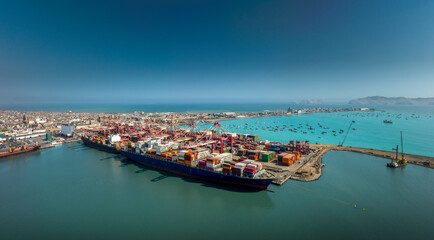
[338, 120, 355, 146]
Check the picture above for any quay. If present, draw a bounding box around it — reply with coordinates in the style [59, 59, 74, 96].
[267, 144, 434, 185]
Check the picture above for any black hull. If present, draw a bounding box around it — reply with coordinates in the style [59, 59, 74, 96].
[120, 151, 274, 190]
[82, 138, 119, 154]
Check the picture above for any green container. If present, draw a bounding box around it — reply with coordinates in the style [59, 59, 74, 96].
[262, 153, 270, 162]
[262, 152, 277, 162]
[46, 132, 53, 141]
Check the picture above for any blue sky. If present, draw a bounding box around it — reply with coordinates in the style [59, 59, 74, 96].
[1, 0, 433, 104]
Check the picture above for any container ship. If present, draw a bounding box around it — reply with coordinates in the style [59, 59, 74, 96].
[80, 122, 312, 190]
[120, 149, 275, 190]
[82, 136, 119, 154]
[0, 143, 41, 159]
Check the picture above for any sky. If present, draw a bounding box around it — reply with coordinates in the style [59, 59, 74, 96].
[0, 0, 433, 104]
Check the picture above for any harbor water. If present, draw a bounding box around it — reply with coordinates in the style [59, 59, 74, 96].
[205, 110, 434, 157]
[0, 143, 432, 239]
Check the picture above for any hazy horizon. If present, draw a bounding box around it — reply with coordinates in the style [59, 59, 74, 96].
[1, 0, 434, 104]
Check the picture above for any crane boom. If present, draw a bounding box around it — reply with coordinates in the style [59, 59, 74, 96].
[339, 120, 355, 146]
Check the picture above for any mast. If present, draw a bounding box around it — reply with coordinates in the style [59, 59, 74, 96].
[392, 145, 398, 161]
[400, 131, 405, 160]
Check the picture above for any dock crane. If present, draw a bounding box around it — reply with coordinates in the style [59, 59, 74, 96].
[338, 120, 355, 146]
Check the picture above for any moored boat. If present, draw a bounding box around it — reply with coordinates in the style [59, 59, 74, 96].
[82, 136, 119, 154]
[119, 150, 275, 190]
[0, 145, 40, 159]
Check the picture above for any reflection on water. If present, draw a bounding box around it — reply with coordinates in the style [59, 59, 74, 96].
[0, 143, 432, 240]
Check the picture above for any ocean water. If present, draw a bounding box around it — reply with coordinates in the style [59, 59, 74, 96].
[4, 102, 429, 113]
[201, 110, 434, 157]
[0, 102, 300, 113]
[0, 143, 432, 240]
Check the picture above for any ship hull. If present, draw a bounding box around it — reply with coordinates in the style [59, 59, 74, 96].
[0, 146, 40, 159]
[82, 137, 119, 154]
[120, 150, 274, 190]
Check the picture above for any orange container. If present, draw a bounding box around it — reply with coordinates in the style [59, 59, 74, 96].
[146, 149, 156, 154]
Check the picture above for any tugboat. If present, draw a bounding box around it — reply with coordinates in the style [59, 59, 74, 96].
[387, 131, 407, 168]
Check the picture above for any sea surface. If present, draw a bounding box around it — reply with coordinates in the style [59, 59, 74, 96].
[201, 110, 434, 157]
[0, 143, 432, 240]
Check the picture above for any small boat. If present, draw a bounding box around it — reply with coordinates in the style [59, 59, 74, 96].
[383, 120, 393, 124]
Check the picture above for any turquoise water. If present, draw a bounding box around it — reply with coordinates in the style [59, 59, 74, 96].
[0, 143, 432, 239]
[202, 110, 434, 157]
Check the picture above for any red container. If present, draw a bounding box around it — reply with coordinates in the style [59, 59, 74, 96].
[244, 167, 256, 174]
[222, 169, 231, 175]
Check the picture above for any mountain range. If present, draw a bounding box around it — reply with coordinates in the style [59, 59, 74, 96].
[349, 96, 434, 105]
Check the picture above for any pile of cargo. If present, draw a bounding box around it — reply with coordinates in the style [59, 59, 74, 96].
[261, 151, 276, 162]
[246, 150, 260, 160]
[205, 157, 221, 171]
[277, 152, 301, 166]
[222, 162, 235, 174]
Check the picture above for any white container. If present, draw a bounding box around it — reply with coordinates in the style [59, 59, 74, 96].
[179, 150, 188, 157]
[235, 162, 247, 169]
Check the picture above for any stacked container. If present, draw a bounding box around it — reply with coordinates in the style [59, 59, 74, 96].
[277, 153, 288, 164]
[222, 163, 232, 175]
[246, 150, 260, 160]
[243, 166, 256, 177]
[206, 157, 221, 171]
[261, 151, 277, 162]
[281, 154, 296, 166]
[178, 150, 188, 164]
[196, 149, 209, 160]
[146, 149, 156, 155]
[236, 149, 246, 156]
[198, 160, 207, 169]
[232, 162, 247, 176]
[184, 151, 198, 165]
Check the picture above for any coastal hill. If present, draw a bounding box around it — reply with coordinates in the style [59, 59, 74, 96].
[349, 96, 434, 105]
